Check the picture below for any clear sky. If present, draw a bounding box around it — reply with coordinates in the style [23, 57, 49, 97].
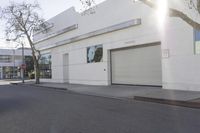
[0, 0, 105, 19]
[0, 0, 105, 48]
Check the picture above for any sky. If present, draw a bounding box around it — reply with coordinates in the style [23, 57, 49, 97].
[0, 0, 105, 48]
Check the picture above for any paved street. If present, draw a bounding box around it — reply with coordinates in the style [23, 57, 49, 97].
[0, 84, 200, 133]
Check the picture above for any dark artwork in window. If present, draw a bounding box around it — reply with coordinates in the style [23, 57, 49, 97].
[195, 30, 200, 41]
[195, 30, 200, 54]
[87, 44, 103, 63]
[39, 54, 52, 79]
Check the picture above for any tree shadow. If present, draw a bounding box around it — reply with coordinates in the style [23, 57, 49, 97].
[0, 97, 30, 114]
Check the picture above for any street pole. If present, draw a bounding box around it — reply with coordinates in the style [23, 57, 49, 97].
[22, 42, 25, 83]
[13, 49, 15, 79]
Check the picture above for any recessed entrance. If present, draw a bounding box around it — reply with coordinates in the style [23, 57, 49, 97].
[63, 53, 69, 83]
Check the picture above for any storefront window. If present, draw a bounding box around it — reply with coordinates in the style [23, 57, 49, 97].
[0, 55, 12, 63]
[194, 30, 200, 54]
[39, 53, 51, 79]
[2, 66, 17, 79]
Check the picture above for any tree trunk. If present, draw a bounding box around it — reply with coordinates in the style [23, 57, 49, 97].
[35, 59, 40, 84]
[32, 54, 40, 84]
[26, 34, 41, 84]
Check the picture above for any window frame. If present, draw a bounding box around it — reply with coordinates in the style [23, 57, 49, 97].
[194, 29, 200, 55]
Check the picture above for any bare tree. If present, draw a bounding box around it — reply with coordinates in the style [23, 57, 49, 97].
[80, 0, 200, 29]
[0, 1, 50, 84]
[80, 0, 96, 15]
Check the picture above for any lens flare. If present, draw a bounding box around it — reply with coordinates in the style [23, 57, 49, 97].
[156, 0, 168, 28]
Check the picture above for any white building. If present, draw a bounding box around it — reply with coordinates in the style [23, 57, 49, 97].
[33, 0, 200, 91]
[0, 48, 32, 79]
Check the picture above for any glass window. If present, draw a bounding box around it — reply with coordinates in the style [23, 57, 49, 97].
[194, 30, 200, 54]
[2, 66, 17, 79]
[0, 55, 12, 63]
[39, 53, 51, 79]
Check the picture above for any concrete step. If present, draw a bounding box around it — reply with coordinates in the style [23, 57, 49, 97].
[134, 96, 200, 109]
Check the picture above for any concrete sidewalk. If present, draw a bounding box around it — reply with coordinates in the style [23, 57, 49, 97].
[9, 80, 200, 108]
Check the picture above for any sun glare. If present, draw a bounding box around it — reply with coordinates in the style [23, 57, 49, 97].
[156, 0, 168, 27]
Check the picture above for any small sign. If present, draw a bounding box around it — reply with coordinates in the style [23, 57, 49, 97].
[162, 49, 170, 58]
[21, 64, 26, 69]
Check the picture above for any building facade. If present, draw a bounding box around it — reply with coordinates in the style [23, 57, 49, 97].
[0, 48, 32, 79]
[33, 0, 200, 91]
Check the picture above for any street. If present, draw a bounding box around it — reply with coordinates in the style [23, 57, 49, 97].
[0, 84, 199, 133]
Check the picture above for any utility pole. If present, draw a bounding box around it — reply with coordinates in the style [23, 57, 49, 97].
[13, 49, 15, 79]
[22, 42, 25, 83]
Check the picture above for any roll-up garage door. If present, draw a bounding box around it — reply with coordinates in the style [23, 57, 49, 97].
[111, 43, 162, 86]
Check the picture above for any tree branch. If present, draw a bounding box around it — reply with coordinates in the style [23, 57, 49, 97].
[169, 8, 200, 30]
[197, 0, 200, 14]
[140, 0, 200, 30]
[139, 0, 157, 8]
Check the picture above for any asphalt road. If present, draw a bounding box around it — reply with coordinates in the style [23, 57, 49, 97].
[0, 84, 199, 133]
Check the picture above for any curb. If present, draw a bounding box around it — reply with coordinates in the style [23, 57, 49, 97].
[10, 82, 68, 91]
[10, 82, 19, 85]
[134, 96, 200, 109]
[32, 84, 68, 91]
[66, 90, 127, 101]
[10, 82, 128, 101]
[9, 82, 200, 108]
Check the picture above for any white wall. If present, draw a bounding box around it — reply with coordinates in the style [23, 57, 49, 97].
[35, 0, 162, 85]
[34, 0, 160, 50]
[36, 0, 200, 91]
[33, 7, 79, 42]
[161, 17, 200, 91]
[158, 0, 200, 91]
[40, 25, 160, 85]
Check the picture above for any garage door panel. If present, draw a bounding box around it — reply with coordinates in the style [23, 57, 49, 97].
[111, 44, 162, 86]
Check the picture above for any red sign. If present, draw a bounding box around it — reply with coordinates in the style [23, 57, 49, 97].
[21, 64, 26, 69]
